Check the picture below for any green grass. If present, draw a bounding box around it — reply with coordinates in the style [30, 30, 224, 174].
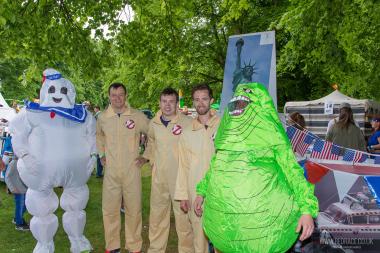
[0, 164, 178, 253]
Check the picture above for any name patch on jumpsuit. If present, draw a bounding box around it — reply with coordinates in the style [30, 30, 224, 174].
[125, 119, 135, 129]
[172, 124, 182, 135]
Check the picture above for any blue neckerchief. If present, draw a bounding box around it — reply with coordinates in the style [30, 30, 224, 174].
[25, 100, 87, 123]
[160, 115, 171, 127]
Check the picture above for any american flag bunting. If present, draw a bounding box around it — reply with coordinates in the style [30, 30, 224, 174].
[311, 139, 336, 160]
[286, 126, 314, 156]
[343, 149, 368, 163]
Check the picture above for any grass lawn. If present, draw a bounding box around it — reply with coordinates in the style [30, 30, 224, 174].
[0, 164, 178, 253]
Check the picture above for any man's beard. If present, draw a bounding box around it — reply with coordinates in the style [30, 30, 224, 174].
[196, 106, 210, 115]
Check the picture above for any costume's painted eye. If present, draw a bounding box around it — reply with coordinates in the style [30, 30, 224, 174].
[243, 88, 252, 93]
[48, 86, 56, 93]
[61, 87, 68, 95]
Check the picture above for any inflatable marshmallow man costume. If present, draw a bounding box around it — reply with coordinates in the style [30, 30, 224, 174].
[9, 69, 96, 253]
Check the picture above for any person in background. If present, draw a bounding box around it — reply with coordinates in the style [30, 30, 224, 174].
[94, 106, 102, 120]
[289, 112, 306, 130]
[367, 117, 380, 153]
[326, 102, 359, 134]
[288, 112, 308, 159]
[326, 103, 366, 151]
[83, 101, 91, 111]
[93, 105, 103, 178]
[1, 133, 29, 231]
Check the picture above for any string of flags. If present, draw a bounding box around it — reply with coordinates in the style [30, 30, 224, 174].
[286, 125, 380, 164]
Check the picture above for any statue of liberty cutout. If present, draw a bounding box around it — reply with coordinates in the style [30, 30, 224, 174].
[232, 38, 257, 92]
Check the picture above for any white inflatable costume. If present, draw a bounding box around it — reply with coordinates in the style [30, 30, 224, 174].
[9, 69, 96, 253]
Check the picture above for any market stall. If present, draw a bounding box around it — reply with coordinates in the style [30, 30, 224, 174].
[284, 90, 380, 138]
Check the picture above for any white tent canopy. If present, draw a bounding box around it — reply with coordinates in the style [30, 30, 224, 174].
[284, 90, 380, 137]
[285, 90, 380, 114]
[0, 92, 16, 123]
[0, 92, 9, 108]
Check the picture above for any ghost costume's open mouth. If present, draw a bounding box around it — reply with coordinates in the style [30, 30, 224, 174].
[53, 97, 62, 103]
[228, 95, 251, 116]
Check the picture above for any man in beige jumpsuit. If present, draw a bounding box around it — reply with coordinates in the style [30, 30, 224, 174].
[174, 84, 220, 253]
[97, 83, 149, 253]
[137, 87, 193, 253]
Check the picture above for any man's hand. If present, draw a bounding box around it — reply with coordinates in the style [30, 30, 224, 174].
[296, 214, 314, 241]
[100, 156, 106, 167]
[180, 200, 190, 213]
[135, 157, 148, 168]
[194, 195, 204, 217]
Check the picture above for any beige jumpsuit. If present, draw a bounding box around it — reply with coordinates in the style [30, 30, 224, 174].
[174, 112, 220, 253]
[96, 106, 149, 252]
[143, 111, 194, 253]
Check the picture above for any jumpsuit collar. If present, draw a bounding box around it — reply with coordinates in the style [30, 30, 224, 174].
[153, 110, 182, 125]
[104, 105, 132, 118]
[192, 110, 219, 131]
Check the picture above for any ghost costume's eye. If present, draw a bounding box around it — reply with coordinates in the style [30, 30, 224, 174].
[243, 88, 252, 93]
[61, 87, 68, 95]
[48, 86, 56, 93]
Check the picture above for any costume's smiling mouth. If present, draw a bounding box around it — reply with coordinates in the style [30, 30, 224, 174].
[228, 95, 251, 116]
[53, 97, 62, 103]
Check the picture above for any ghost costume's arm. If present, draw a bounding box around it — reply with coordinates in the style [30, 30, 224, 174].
[276, 145, 319, 217]
[8, 109, 32, 158]
[96, 114, 105, 157]
[85, 112, 97, 155]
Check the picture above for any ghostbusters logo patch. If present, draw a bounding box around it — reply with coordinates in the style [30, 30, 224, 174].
[125, 119, 135, 129]
[172, 124, 182, 135]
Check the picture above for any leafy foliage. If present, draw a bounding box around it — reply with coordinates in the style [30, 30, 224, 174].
[0, 0, 379, 111]
[277, 0, 380, 103]
[0, 0, 114, 104]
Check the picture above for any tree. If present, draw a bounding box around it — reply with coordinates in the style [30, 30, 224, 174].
[102, 0, 289, 110]
[4, 0, 378, 112]
[277, 0, 380, 103]
[0, 0, 119, 104]
[0, 0, 290, 109]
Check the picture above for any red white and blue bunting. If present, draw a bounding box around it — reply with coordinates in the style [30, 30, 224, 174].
[286, 125, 380, 165]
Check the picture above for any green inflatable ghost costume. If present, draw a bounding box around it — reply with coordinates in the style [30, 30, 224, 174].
[196, 83, 318, 253]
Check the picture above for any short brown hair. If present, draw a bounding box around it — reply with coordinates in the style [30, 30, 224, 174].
[191, 84, 213, 99]
[108, 82, 127, 95]
[160, 87, 179, 102]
